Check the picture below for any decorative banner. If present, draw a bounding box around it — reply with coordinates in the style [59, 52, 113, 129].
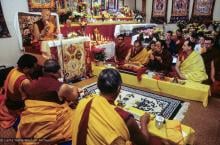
[151, 0, 168, 24]
[191, 0, 215, 23]
[0, 1, 10, 38]
[60, 38, 91, 82]
[170, 0, 189, 23]
[28, 0, 56, 12]
[101, 0, 106, 10]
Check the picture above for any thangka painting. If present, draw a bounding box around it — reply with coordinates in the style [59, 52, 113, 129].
[101, 0, 106, 10]
[28, 0, 56, 12]
[61, 38, 91, 82]
[191, 0, 215, 23]
[17, 12, 58, 53]
[0, 1, 10, 38]
[108, 0, 116, 9]
[151, 0, 168, 24]
[170, 0, 189, 23]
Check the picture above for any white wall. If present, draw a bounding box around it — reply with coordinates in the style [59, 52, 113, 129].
[0, 0, 28, 66]
[213, 0, 220, 21]
[124, 0, 135, 10]
[124, 0, 142, 12]
[136, 0, 142, 12]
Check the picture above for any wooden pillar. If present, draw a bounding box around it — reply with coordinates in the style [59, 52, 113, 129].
[142, 0, 146, 13]
[135, 0, 136, 10]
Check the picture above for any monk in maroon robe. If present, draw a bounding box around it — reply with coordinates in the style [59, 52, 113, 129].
[115, 34, 131, 64]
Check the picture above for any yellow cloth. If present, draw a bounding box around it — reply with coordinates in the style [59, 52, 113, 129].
[92, 65, 209, 107]
[180, 51, 208, 82]
[7, 68, 25, 94]
[72, 94, 131, 145]
[165, 120, 184, 144]
[129, 48, 151, 65]
[125, 107, 194, 145]
[148, 119, 195, 145]
[16, 100, 73, 145]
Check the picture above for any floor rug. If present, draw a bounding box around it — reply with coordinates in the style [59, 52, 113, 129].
[82, 83, 189, 121]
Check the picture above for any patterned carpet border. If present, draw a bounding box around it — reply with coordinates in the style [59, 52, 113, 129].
[82, 83, 189, 120]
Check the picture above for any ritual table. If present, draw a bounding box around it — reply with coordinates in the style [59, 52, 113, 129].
[92, 65, 210, 107]
[60, 21, 137, 40]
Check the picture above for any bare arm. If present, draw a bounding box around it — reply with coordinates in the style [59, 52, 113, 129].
[20, 79, 31, 100]
[126, 113, 150, 145]
[175, 57, 186, 79]
[33, 23, 40, 41]
[125, 48, 131, 63]
[211, 60, 215, 83]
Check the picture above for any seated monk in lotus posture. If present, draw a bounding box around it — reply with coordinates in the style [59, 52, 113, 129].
[147, 40, 173, 74]
[17, 59, 80, 144]
[114, 34, 131, 63]
[0, 54, 37, 129]
[72, 68, 151, 145]
[33, 9, 56, 41]
[175, 40, 208, 82]
[128, 40, 152, 66]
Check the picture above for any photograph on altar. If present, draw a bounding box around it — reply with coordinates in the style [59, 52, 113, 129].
[170, 0, 189, 23]
[82, 83, 189, 120]
[17, 12, 58, 50]
[151, 0, 168, 23]
[0, 1, 10, 38]
[28, 0, 56, 11]
[191, 0, 215, 22]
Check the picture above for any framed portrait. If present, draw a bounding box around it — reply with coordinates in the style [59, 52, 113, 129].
[170, 0, 189, 23]
[191, 0, 215, 22]
[151, 0, 168, 23]
[28, 0, 56, 12]
[16, 12, 59, 51]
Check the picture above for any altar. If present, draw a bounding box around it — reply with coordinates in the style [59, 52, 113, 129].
[61, 21, 138, 40]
